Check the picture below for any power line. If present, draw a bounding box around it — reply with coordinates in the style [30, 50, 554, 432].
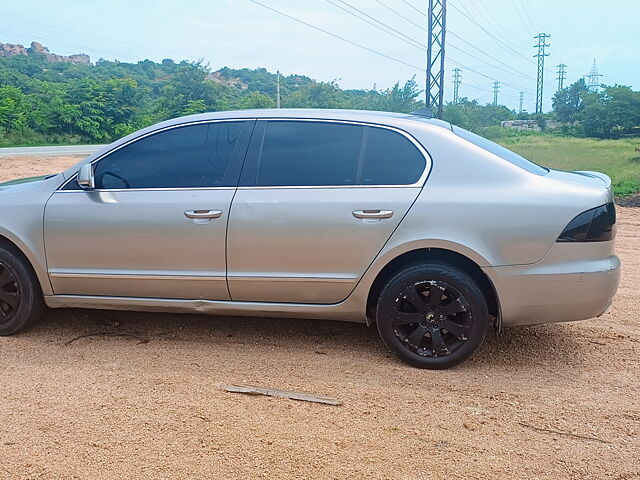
[467, 0, 530, 49]
[326, 0, 424, 49]
[448, 0, 536, 66]
[447, 30, 535, 80]
[374, 0, 425, 31]
[246, 0, 424, 72]
[512, 0, 535, 36]
[0, 13, 197, 60]
[401, 0, 427, 17]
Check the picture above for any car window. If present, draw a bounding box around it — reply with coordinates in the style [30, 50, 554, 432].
[452, 125, 548, 176]
[86, 122, 246, 190]
[254, 121, 426, 187]
[360, 126, 426, 185]
[255, 121, 361, 187]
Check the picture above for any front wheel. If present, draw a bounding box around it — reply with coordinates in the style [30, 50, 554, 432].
[0, 244, 45, 336]
[376, 262, 489, 369]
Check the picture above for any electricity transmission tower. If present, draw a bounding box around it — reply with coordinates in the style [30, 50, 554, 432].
[519, 92, 525, 114]
[492, 81, 500, 106]
[452, 67, 462, 104]
[533, 33, 551, 114]
[426, 0, 447, 118]
[586, 59, 603, 92]
[556, 63, 567, 91]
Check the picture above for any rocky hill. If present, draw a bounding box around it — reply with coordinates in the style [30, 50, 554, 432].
[0, 40, 90, 64]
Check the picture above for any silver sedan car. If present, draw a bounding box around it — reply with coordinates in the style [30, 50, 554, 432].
[0, 109, 620, 368]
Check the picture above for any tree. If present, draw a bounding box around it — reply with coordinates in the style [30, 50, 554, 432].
[552, 78, 589, 123]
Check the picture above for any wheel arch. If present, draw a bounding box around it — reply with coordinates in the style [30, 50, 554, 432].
[0, 231, 52, 295]
[365, 247, 500, 330]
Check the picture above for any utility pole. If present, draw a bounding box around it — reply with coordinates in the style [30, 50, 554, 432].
[533, 33, 551, 114]
[519, 92, 525, 114]
[276, 70, 281, 108]
[452, 68, 462, 104]
[426, 0, 447, 118]
[586, 59, 603, 92]
[556, 63, 567, 92]
[492, 81, 500, 106]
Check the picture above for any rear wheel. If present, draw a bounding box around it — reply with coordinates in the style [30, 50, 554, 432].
[376, 262, 488, 369]
[0, 245, 44, 335]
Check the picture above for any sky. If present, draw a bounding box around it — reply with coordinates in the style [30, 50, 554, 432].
[0, 0, 638, 113]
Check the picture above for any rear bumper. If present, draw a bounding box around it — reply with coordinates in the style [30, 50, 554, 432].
[484, 242, 621, 328]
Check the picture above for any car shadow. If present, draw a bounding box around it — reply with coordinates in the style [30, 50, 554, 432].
[26, 308, 590, 373]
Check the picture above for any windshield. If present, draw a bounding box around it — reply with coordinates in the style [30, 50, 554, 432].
[452, 126, 548, 176]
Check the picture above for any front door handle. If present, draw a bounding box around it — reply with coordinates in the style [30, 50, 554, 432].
[184, 209, 223, 219]
[352, 209, 394, 219]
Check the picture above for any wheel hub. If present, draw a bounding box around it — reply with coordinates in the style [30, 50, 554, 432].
[391, 279, 472, 357]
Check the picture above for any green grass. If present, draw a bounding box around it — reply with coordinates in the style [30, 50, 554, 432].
[495, 135, 640, 196]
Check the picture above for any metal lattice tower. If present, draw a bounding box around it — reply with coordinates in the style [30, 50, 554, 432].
[492, 81, 500, 106]
[519, 92, 525, 114]
[452, 68, 462, 104]
[533, 33, 551, 114]
[426, 0, 447, 118]
[556, 63, 567, 92]
[586, 59, 603, 92]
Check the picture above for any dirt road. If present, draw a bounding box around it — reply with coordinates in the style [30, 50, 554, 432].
[0, 156, 638, 479]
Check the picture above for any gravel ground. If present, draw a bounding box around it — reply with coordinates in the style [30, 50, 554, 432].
[0, 157, 638, 479]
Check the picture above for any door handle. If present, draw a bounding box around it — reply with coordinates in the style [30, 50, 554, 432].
[352, 209, 394, 219]
[184, 210, 223, 219]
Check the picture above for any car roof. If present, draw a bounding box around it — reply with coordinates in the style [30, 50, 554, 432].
[155, 108, 453, 130]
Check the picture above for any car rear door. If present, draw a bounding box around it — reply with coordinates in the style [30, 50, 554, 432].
[44, 120, 254, 300]
[226, 119, 429, 304]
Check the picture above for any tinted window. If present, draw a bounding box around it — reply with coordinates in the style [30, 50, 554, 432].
[256, 121, 361, 187]
[90, 122, 246, 189]
[452, 125, 548, 176]
[254, 121, 425, 187]
[361, 127, 425, 185]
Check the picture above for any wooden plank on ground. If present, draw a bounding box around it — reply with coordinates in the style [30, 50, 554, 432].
[222, 384, 342, 406]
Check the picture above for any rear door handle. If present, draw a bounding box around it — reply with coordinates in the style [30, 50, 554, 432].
[352, 209, 394, 219]
[184, 209, 223, 219]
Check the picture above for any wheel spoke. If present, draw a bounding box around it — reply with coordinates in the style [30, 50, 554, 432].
[439, 298, 465, 316]
[392, 310, 423, 326]
[0, 290, 18, 309]
[430, 329, 449, 356]
[403, 286, 428, 313]
[440, 319, 471, 341]
[406, 324, 429, 347]
[0, 265, 15, 287]
[428, 283, 444, 307]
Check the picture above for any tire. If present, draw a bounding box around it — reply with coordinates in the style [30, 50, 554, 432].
[376, 262, 489, 369]
[0, 244, 45, 335]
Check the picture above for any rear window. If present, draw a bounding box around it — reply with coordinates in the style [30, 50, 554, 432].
[452, 126, 548, 176]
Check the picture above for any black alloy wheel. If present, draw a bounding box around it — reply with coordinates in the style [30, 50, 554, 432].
[0, 261, 20, 324]
[392, 280, 471, 358]
[376, 262, 489, 369]
[0, 244, 45, 335]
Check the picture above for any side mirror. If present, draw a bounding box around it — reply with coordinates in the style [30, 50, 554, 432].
[77, 164, 95, 190]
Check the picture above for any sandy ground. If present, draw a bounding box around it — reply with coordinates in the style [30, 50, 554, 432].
[0, 156, 638, 479]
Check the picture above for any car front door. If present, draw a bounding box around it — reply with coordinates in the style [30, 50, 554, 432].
[44, 120, 254, 300]
[226, 119, 429, 304]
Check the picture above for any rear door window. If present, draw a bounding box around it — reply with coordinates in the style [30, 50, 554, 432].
[250, 120, 426, 187]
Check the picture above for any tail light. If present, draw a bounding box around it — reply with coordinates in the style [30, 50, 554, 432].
[557, 202, 616, 242]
